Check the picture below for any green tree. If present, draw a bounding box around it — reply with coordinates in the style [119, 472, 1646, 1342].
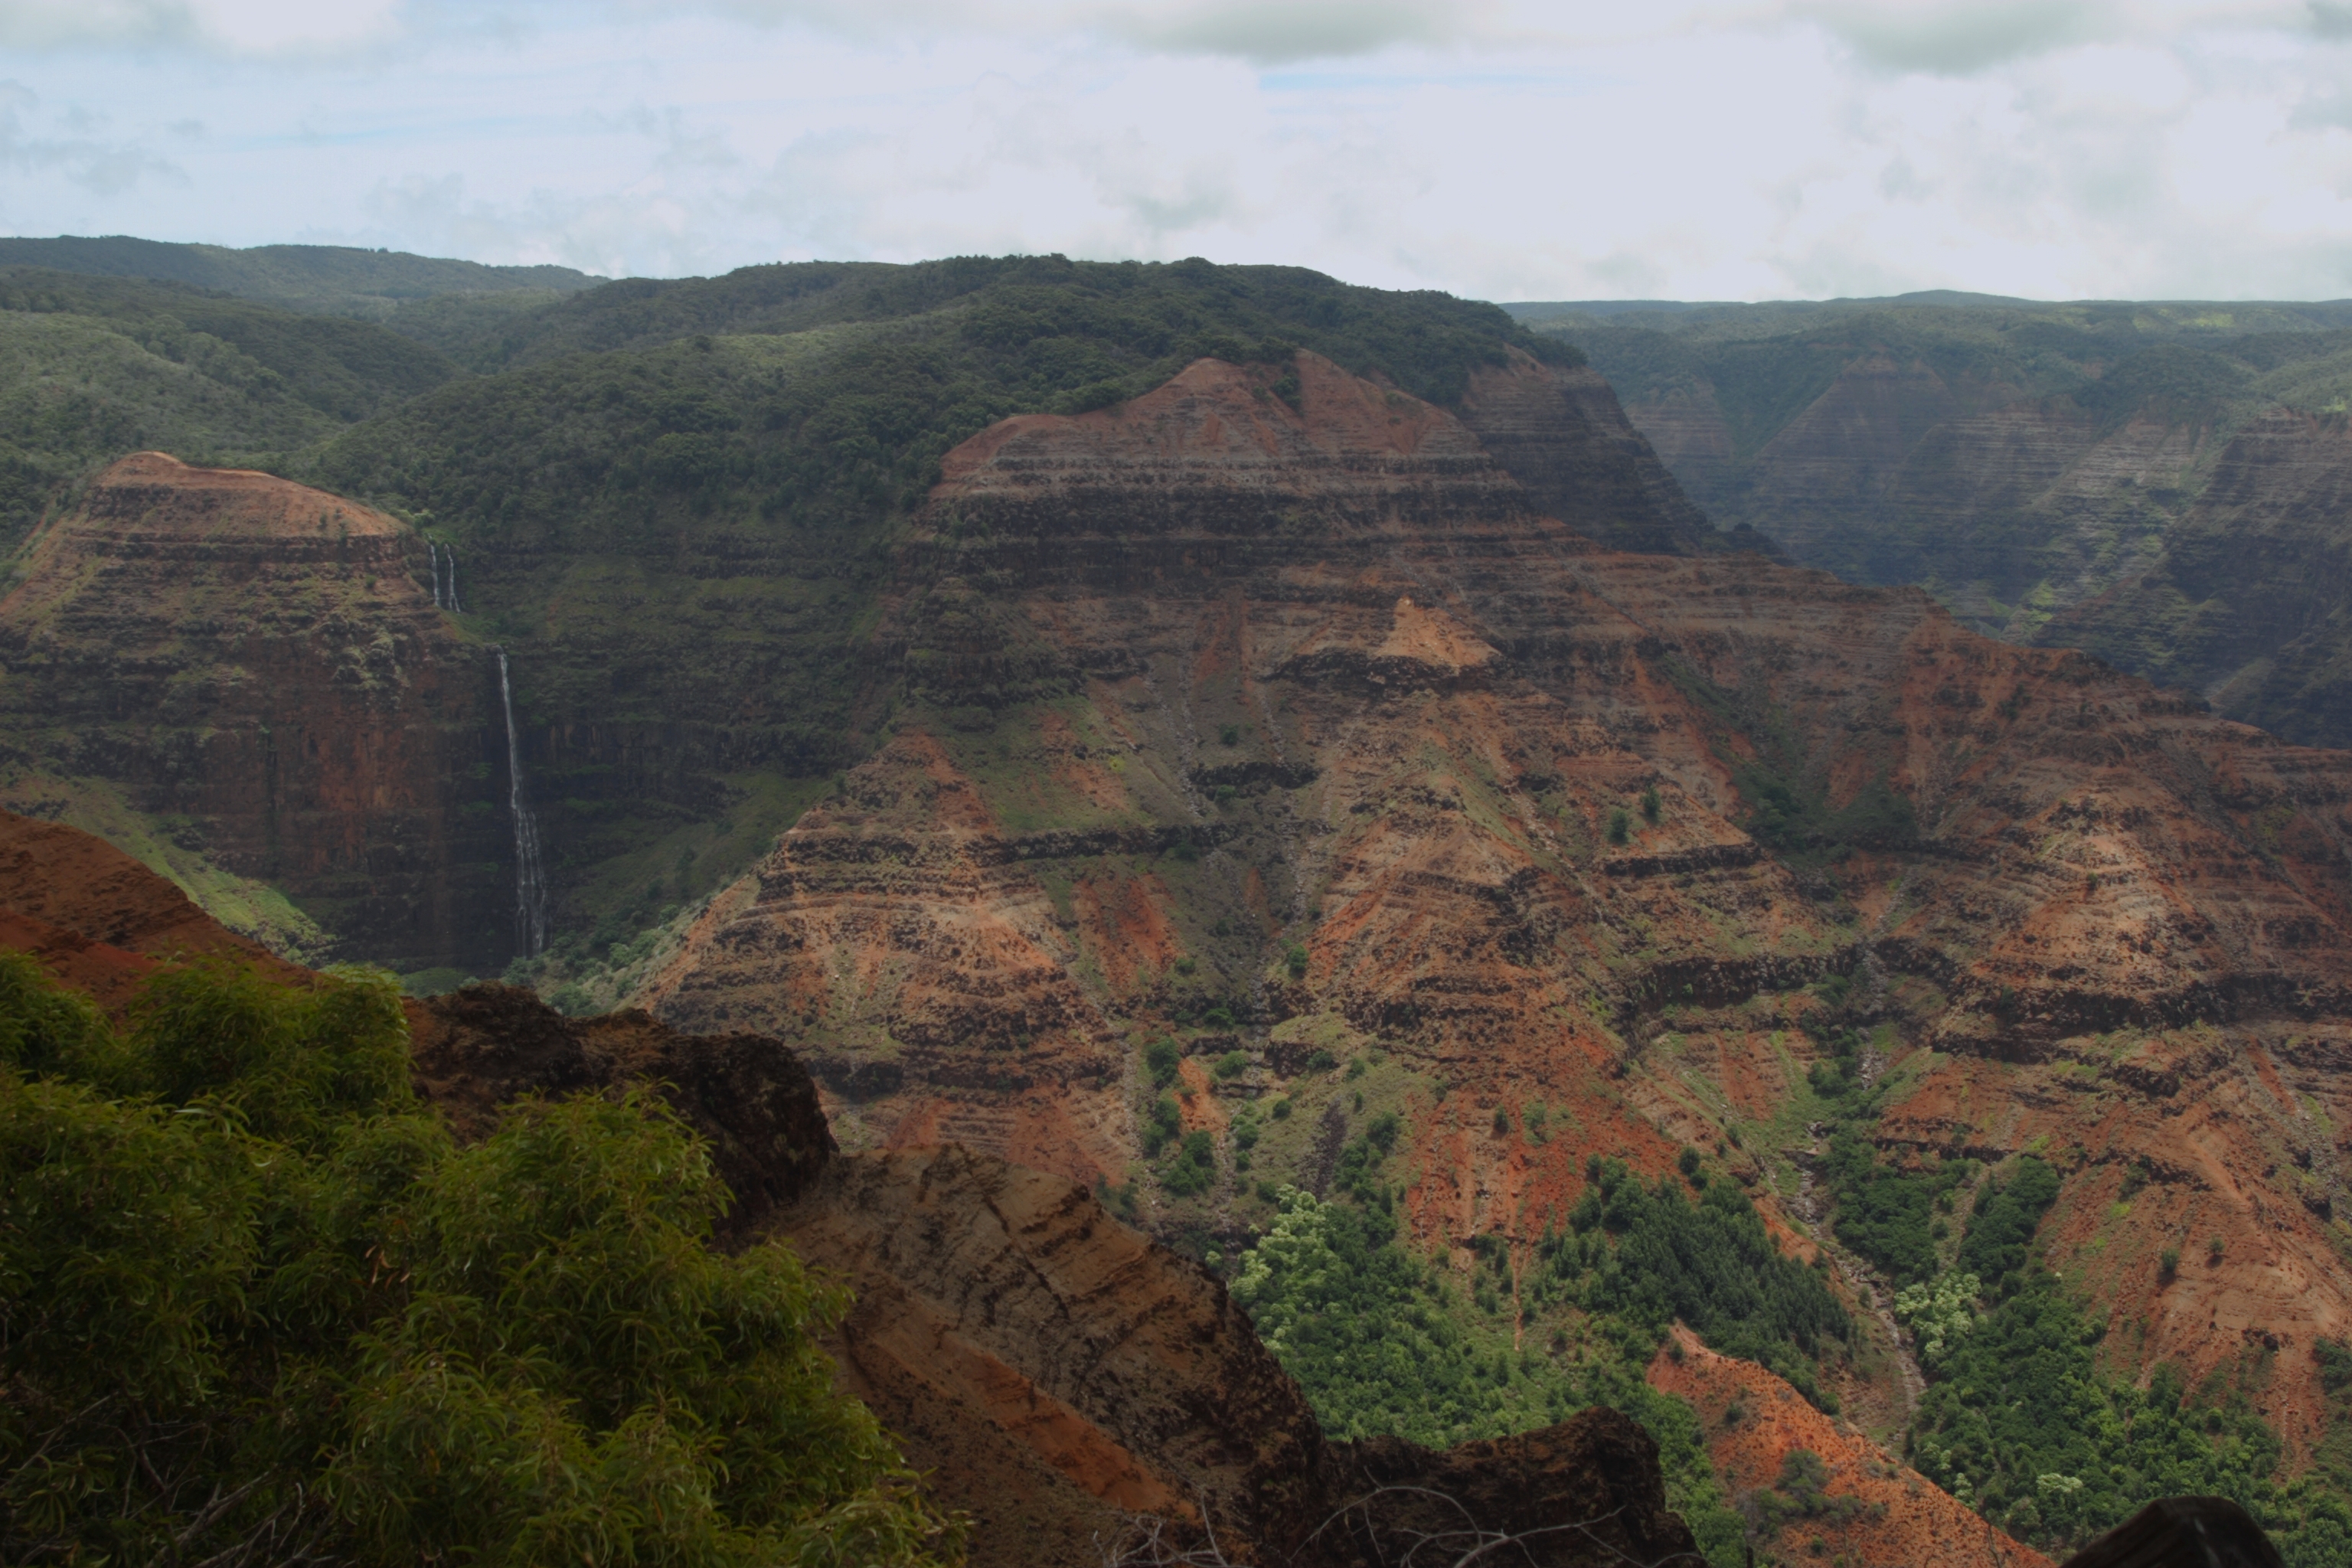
[0, 953, 958, 1567]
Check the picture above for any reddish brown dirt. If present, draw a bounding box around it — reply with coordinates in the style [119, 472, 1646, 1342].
[783, 1142, 1700, 1568]
[0, 806, 311, 1009]
[1649, 1328, 2050, 1568]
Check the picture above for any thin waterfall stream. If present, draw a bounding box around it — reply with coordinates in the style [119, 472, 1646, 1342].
[495, 646, 548, 956]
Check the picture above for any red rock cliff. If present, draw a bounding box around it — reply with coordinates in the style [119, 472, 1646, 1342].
[0, 453, 511, 967]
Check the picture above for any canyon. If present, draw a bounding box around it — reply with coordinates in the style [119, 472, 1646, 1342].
[0, 805, 1704, 1568]
[1518, 297, 2352, 750]
[5, 250, 2351, 1564]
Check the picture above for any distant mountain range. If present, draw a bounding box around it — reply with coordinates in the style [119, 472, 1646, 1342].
[0, 234, 602, 312]
[1508, 293, 2352, 748]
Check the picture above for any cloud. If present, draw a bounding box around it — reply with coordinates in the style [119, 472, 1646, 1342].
[1795, 0, 2116, 74]
[0, 79, 182, 194]
[0, 0, 403, 55]
[667, 0, 1471, 61]
[1092, 0, 1465, 63]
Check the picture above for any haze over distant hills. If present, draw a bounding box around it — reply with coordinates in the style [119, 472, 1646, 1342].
[1511, 293, 2352, 750]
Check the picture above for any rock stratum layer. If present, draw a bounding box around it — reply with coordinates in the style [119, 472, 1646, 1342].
[785, 1141, 1702, 1568]
[633, 350, 2352, 1535]
[0, 453, 508, 966]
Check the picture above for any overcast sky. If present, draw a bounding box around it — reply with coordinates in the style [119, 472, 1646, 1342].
[1, 0, 2348, 301]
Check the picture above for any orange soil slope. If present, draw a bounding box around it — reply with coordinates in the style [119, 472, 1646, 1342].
[1649, 1328, 2050, 1568]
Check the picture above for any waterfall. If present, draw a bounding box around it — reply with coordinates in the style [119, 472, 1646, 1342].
[445, 544, 462, 612]
[427, 541, 443, 609]
[495, 646, 548, 956]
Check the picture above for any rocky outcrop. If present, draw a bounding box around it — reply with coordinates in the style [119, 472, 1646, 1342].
[410, 982, 835, 1236]
[782, 1142, 1701, 1568]
[0, 453, 510, 967]
[1456, 346, 1724, 556]
[2058, 1498, 2282, 1568]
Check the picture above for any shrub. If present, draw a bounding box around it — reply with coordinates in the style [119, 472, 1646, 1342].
[1144, 1037, 1181, 1087]
[1493, 1106, 1511, 1137]
[1677, 1147, 1702, 1178]
[1641, 785, 1662, 824]
[1303, 1047, 1337, 1073]
[1143, 1095, 1181, 1156]
[1214, 1050, 1249, 1080]
[2159, 1246, 2180, 1282]
[1606, 808, 1632, 846]
[1219, 724, 1240, 746]
[1161, 1130, 1216, 1196]
[1271, 1096, 1293, 1119]
[1286, 944, 1308, 979]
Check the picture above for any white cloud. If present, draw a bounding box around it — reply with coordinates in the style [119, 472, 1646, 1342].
[1795, 0, 2119, 74]
[1, 0, 2350, 300]
[0, 79, 181, 194]
[671, 0, 1475, 60]
[0, 0, 403, 54]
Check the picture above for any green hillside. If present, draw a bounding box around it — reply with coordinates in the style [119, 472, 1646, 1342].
[0, 267, 460, 545]
[0, 234, 601, 315]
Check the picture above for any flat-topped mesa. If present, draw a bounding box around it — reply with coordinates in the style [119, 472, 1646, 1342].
[0, 452, 511, 969]
[65, 451, 413, 561]
[913, 351, 1553, 593]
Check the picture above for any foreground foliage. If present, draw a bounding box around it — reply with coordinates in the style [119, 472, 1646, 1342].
[0, 953, 956, 1566]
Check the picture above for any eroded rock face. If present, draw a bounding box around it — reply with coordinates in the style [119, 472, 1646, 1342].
[782, 1142, 1700, 1568]
[2047, 408, 2352, 750]
[1649, 1328, 2050, 1568]
[1458, 346, 1732, 557]
[0, 453, 509, 967]
[411, 983, 835, 1236]
[636, 350, 2352, 1485]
